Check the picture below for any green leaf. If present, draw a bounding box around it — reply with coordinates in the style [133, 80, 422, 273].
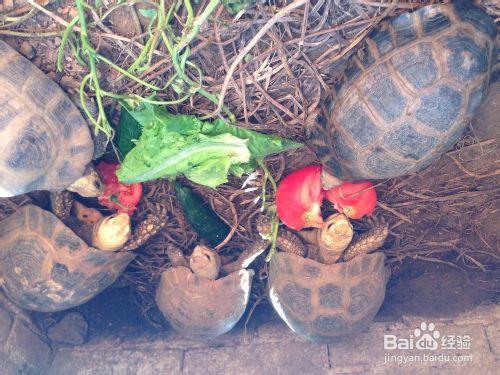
[115, 108, 143, 157]
[116, 102, 303, 188]
[202, 119, 302, 158]
[138, 8, 158, 19]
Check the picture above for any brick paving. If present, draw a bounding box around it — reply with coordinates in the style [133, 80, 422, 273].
[47, 304, 499, 374]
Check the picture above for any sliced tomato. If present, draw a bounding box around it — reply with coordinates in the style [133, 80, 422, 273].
[96, 162, 142, 214]
[325, 181, 377, 219]
[276, 165, 325, 230]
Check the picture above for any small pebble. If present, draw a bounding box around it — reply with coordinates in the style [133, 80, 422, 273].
[48, 312, 88, 346]
[19, 41, 35, 60]
[53, 37, 62, 47]
[60, 75, 81, 91]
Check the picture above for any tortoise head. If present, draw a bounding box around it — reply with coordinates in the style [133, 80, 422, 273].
[67, 164, 104, 197]
[320, 168, 344, 189]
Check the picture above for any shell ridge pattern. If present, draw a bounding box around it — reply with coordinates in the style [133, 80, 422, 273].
[0, 206, 133, 311]
[0, 41, 94, 196]
[315, 2, 495, 179]
[268, 253, 388, 339]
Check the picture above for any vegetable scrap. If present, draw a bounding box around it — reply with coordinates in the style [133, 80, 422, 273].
[325, 181, 377, 219]
[174, 182, 230, 248]
[116, 103, 302, 188]
[276, 165, 378, 229]
[275, 165, 324, 230]
[96, 162, 143, 214]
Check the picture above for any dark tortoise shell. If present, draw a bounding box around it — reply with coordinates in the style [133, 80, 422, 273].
[0, 41, 93, 197]
[309, 1, 496, 180]
[0, 206, 134, 312]
[268, 252, 388, 341]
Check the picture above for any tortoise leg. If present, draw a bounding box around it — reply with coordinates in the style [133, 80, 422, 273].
[50, 191, 74, 220]
[165, 243, 189, 268]
[341, 217, 389, 262]
[256, 214, 308, 257]
[121, 213, 166, 252]
[220, 237, 268, 275]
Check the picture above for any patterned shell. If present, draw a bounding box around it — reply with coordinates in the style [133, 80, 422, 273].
[309, 1, 496, 180]
[0, 205, 134, 312]
[268, 252, 388, 341]
[156, 267, 253, 339]
[0, 41, 93, 197]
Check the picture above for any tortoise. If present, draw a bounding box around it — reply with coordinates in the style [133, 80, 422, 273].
[263, 215, 390, 341]
[0, 40, 100, 198]
[0, 200, 165, 312]
[156, 239, 267, 339]
[309, 1, 497, 186]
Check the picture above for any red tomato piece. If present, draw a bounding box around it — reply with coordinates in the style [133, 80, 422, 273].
[276, 165, 325, 230]
[325, 181, 377, 219]
[96, 162, 142, 214]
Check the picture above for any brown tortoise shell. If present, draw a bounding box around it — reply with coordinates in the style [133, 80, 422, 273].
[156, 267, 253, 339]
[0, 40, 93, 197]
[0, 205, 134, 312]
[309, 1, 496, 180]
[268, 252, 389, 341]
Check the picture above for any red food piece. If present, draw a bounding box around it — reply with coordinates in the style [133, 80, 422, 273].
[96, 162, 142, 214]
[276, 165, 325, 230]
[325, 181, 377, 219]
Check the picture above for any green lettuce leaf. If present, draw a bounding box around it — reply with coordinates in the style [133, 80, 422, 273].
[116, 108, 142, 157]
[116, 102, 302, 188]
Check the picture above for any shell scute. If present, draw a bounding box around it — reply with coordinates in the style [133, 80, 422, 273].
[452, 1, 496, 38]
[442, 33, 489, 82]
[348, 283, 375, 316]
[300, 263, 322, 279]
[369, 24, 394, 57]
[389, 12, 417, 47]
[313, 315, 349, 334]
[357, 43, 376, 69]
[391, 43, 438, 90]
[364, 147, 407, 177]
[0, 54, 33, 87]
[466, 81, 488, 116]
[318, 283, 343, 309]
[26, 76, 58, 108]
[281, 283, 312, 317]
[55, 231, 83, 253]
[0, 98, 17, 131]
[338, 100, 379, 148]
[418, 5, 451, 35]
[384, 123, 439, 161]
[362, 64, 407, 123]
[6, 117, 53, 170]
[415, 85, 462, 133]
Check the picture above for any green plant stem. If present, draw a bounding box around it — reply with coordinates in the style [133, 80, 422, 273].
[75, 0, 112, 137]
[258, 160, 279, 261]
[97, 54, 164, 91]
[175, 0, 219, 53]
[57, 16, 79, 72]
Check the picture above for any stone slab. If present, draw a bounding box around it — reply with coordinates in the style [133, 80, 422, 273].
[183, 341, 330, 375]
[49, 347, 183, 374]
[4, 318, 52, 374]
